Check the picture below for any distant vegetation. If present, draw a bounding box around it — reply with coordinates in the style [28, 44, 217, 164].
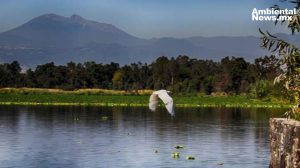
[0, 88, 290, 108]
[0, 55, 291, 102]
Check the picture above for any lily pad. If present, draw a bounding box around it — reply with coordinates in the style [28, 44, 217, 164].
[101, 116, 108, 120]
[172, 152, 180, 158]
[175, 145, 184, 149]
[186, 156, 195, 160]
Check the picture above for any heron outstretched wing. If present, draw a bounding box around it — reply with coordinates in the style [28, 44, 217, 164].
[156, 90, 175, 116]
[149, 93, 159, 111]
[165, 101, 175, 116]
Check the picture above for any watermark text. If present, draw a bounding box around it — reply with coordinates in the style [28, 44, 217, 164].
[252, 8, 296, 21]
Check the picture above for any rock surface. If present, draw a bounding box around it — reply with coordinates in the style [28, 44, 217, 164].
[270, 118, 300, 168]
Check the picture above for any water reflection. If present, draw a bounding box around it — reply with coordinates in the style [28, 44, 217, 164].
[0, 106, 285, 168]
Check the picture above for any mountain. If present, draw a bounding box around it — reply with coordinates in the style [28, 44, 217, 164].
[0, 14, 146, 48]
[0, 14, 298, 67]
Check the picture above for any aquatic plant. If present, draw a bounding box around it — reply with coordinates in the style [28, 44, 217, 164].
[101, 116, 109, 120]
[185, 156, 195, 160]
[172, 152, 180, 158]
[0, 91, 292, 108]
[175, 145, 184, 149]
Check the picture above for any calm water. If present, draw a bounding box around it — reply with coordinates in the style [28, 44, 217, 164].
[0, 106, 285, 168]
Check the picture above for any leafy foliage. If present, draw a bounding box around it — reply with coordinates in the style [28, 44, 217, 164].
[250, 80, 273, 99]
[259, 0, 300, 118]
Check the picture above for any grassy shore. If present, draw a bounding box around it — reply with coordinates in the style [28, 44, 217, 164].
[0, 88, 292, 108]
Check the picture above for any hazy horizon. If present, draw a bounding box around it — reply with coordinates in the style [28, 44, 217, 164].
[0, 0, 293, 38]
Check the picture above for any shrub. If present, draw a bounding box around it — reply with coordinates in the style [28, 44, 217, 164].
[250, 80, 273, 99]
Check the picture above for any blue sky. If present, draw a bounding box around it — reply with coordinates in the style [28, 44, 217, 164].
[0, 0, 292, 38]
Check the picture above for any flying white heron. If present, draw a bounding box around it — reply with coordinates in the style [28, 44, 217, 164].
[149, 90, 175, 116]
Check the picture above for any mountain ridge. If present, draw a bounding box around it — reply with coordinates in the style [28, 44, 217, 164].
[0, 13, 299, 67]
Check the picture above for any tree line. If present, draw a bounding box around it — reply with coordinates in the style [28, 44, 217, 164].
[0, 55, 285, 98]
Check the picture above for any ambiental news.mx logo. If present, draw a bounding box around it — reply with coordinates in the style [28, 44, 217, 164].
[252, 8, 297, 21]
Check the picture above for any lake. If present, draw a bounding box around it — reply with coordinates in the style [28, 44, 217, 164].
[0, 106, 285, 168]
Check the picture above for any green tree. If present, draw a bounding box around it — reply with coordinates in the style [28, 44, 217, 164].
[151, 56, 171, 89]
[259, 0, 300, 117]
[6, 61, 22, 87]
[0, 64, 8, 87]
[220, 57, 249, 94]
[112, 69, 123, 90]
[254, 55, 281, 80]
[34, 62, 58, 88]
[250, 80, 273, 99]
[25, 69, 37, 87]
